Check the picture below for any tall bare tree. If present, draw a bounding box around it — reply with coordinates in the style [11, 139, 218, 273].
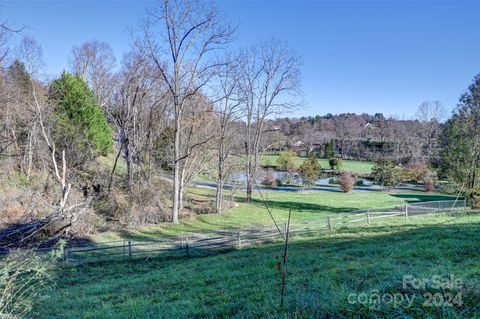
[416, 100, 447, 163]
[0, 20, 23, 158]
[70, 40, 117, 108]
[178, 93, 216, 209]
[211, 54, 243, 213]
[140, 0, 233, 223]
[242, 40, 302, 202]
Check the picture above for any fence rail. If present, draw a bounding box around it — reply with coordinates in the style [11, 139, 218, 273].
[1, 199, 468, 264]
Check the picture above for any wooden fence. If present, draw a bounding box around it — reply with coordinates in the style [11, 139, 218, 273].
[0, 199, 468, 264]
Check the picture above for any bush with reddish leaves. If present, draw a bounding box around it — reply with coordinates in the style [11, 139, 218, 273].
[339, 172, 354, 193]
[423, 169, 436, 192]
[261, 169, 277, 188]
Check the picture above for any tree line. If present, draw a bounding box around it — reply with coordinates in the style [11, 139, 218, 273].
[265, 103, 446, 166]
[0, 0, 302, 245]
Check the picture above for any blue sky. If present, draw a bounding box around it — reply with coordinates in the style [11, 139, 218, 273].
[3, 0, 480, 118]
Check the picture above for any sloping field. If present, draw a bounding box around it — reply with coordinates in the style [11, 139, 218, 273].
[31, 212, 480, 318]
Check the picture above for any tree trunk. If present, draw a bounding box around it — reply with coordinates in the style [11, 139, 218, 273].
[246, 177, 253, 203]
[215, 171, 222, 214]
[215, 181, 223, 213]
[215, 161, 224, 213]
[178, 165, 185, 212]
[125, 141, 133, 192]
[172, 117, 180, 224]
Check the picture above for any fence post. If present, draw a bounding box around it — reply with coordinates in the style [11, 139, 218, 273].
[464, 199, 467, 210]
[185, 237, 189, 255]
[326, 216, 331, 231]
[405, 204, 408, 219]
[123, 240, 126, 258]
[128, 241, 132, 258]
[366, 211, 371, 224]
[438, 201, 441, 213]
[63, 247, 69, 264]
[237, 231, 241, 246]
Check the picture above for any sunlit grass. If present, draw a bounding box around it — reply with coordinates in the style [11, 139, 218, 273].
[91, 187, 459, 242]
[261, 155, 374, 174]
[32, 212, 480, 318]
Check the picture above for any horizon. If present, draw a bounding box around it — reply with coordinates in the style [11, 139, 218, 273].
[3, 0, 480, 118]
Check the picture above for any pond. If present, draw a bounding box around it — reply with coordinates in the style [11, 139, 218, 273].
[227, 169, 373, 186]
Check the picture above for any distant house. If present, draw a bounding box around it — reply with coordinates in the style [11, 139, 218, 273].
[292, 140, 305, 148]
[291, 140, 307, 156]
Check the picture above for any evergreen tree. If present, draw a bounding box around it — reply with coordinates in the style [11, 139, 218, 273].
[371, 157, 402, 188]
[299, 155, 321, 185]
[440, 73, 480, 207]
[49, 73, 112, 157]
[277, 150, 297, 172]
[7, 60, 31, 95]
[325, 141, 335, 159]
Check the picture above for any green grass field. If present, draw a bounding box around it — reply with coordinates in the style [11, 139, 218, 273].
[261, 155, 374, 174]
[90, 187, 459, 242]
[31, 212, 480, 318]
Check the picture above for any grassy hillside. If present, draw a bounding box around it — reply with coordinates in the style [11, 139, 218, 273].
[261, 155, 374, 174]
[91, 187, 458, 241]
[32, 212, 480, 318]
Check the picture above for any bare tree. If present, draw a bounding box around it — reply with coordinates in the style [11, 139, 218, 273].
[416, 100, 446, 163]
[210, 54, 243, 213]
[70, 40, 117, 108]
[140, 0, 234, 223]
[0, 49, 90, 247]
[178, 93, 216, 210]
[0, 20, 23, 158]
[416, 100, 448, 123]
[242, 40, 302, 202]
[0, 20, 23, 68]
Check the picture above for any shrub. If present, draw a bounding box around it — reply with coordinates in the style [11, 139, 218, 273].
[276, 150, 297, 171]
[403, 162, 428, 184]
[261, 169, 277, 188]
[424, 178, 435, 192]
[328, 158, 336, 170]
[470, 186, 480, 209]
[0, 251, 51, 319]
[126, 181, 169, 225]
[280, 172, 295, 185]
[328, 178, 338, 185]
[371, 157, 402, 188]
[336, 158, 344, 171]
[355, 180, 365, 186]
[299, 155, 321, 185]
[339, 172, 354, 193]
[328, 157, 343, 171]
[423, 169, 436, 192]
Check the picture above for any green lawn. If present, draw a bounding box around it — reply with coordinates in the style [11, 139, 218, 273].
[91, 187, 459, 242]
[32, 212, 480, 318]
[262, 155, 374, 174]
[97, 153, 128, 177]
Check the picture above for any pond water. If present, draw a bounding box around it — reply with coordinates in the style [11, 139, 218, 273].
[227, 170, 373, 186]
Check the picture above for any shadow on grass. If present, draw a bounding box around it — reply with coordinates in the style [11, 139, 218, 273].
[234, 196, 359, 215]
[389, 193, 461, 202]
[38, 214, 480, 318]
